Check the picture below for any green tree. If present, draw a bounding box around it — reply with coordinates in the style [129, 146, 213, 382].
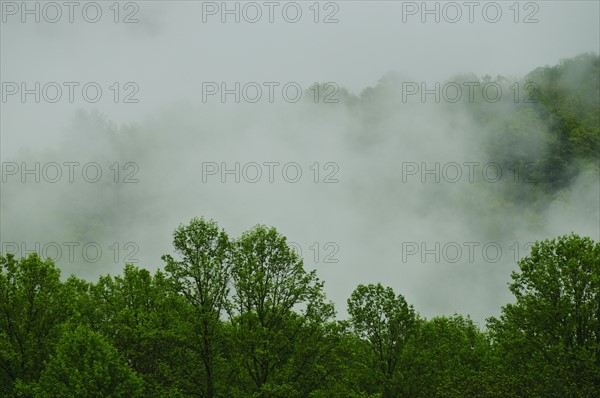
[307, 321, 384, 398]
[162, 217, 232, 398]
[398, 315, 492, 398]
[0, 253, 72, 397]
[89, 265, 190, 397]
[488, 234, 600, 397]
[228, 225, 331, 397]
[347, 283, 417, 398]
[35, 324, 143, 398]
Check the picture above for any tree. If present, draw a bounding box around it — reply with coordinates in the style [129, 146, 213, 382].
[162, 217, 232, 398]
[0, 253, 72, 397]
[35, 324, 143, 398]
[347, 283, 417, 398]
[488, 233, 600, 397]
[89, 265, 189, 397]
[306, 321, 384, 398]
[398, 315, 492, 398]
[228, 225, 331, 397]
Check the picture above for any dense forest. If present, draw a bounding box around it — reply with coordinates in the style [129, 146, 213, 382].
[1, 223, 599, 398]
[1, 55, 599, 397]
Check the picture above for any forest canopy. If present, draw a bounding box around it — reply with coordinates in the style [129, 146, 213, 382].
[1, 221, 599, 398]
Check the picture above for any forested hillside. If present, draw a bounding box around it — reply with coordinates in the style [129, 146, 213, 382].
[336, 53, 599, 202]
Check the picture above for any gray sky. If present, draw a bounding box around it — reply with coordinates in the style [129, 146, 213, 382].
[2, 1, 599, 151]
[1, 1, 599, 324]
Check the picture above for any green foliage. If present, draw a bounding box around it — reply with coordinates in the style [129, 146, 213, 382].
[162, 217, 233, 398]
[89, 265, 188, 397]
[347, 283, 417, 398]
[1, 228, 599, 397]
[488, 234, 600, 397]
[35, 324, 143, 398]
[487, 53, 599, 195]
[226, 225, 335, 397]
[398, 315, 491, 398]
[0, 254, 73, 397]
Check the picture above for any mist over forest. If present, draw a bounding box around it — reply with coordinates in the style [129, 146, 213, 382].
[1, 2, 599, 397]
[2, 53, 599, 322]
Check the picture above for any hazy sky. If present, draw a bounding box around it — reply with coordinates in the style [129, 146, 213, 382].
[1, 1, 599, 323]
[2, 1, 599, 150]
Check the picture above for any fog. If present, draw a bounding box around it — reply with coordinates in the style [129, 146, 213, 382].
[1, 1, 599, 324]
